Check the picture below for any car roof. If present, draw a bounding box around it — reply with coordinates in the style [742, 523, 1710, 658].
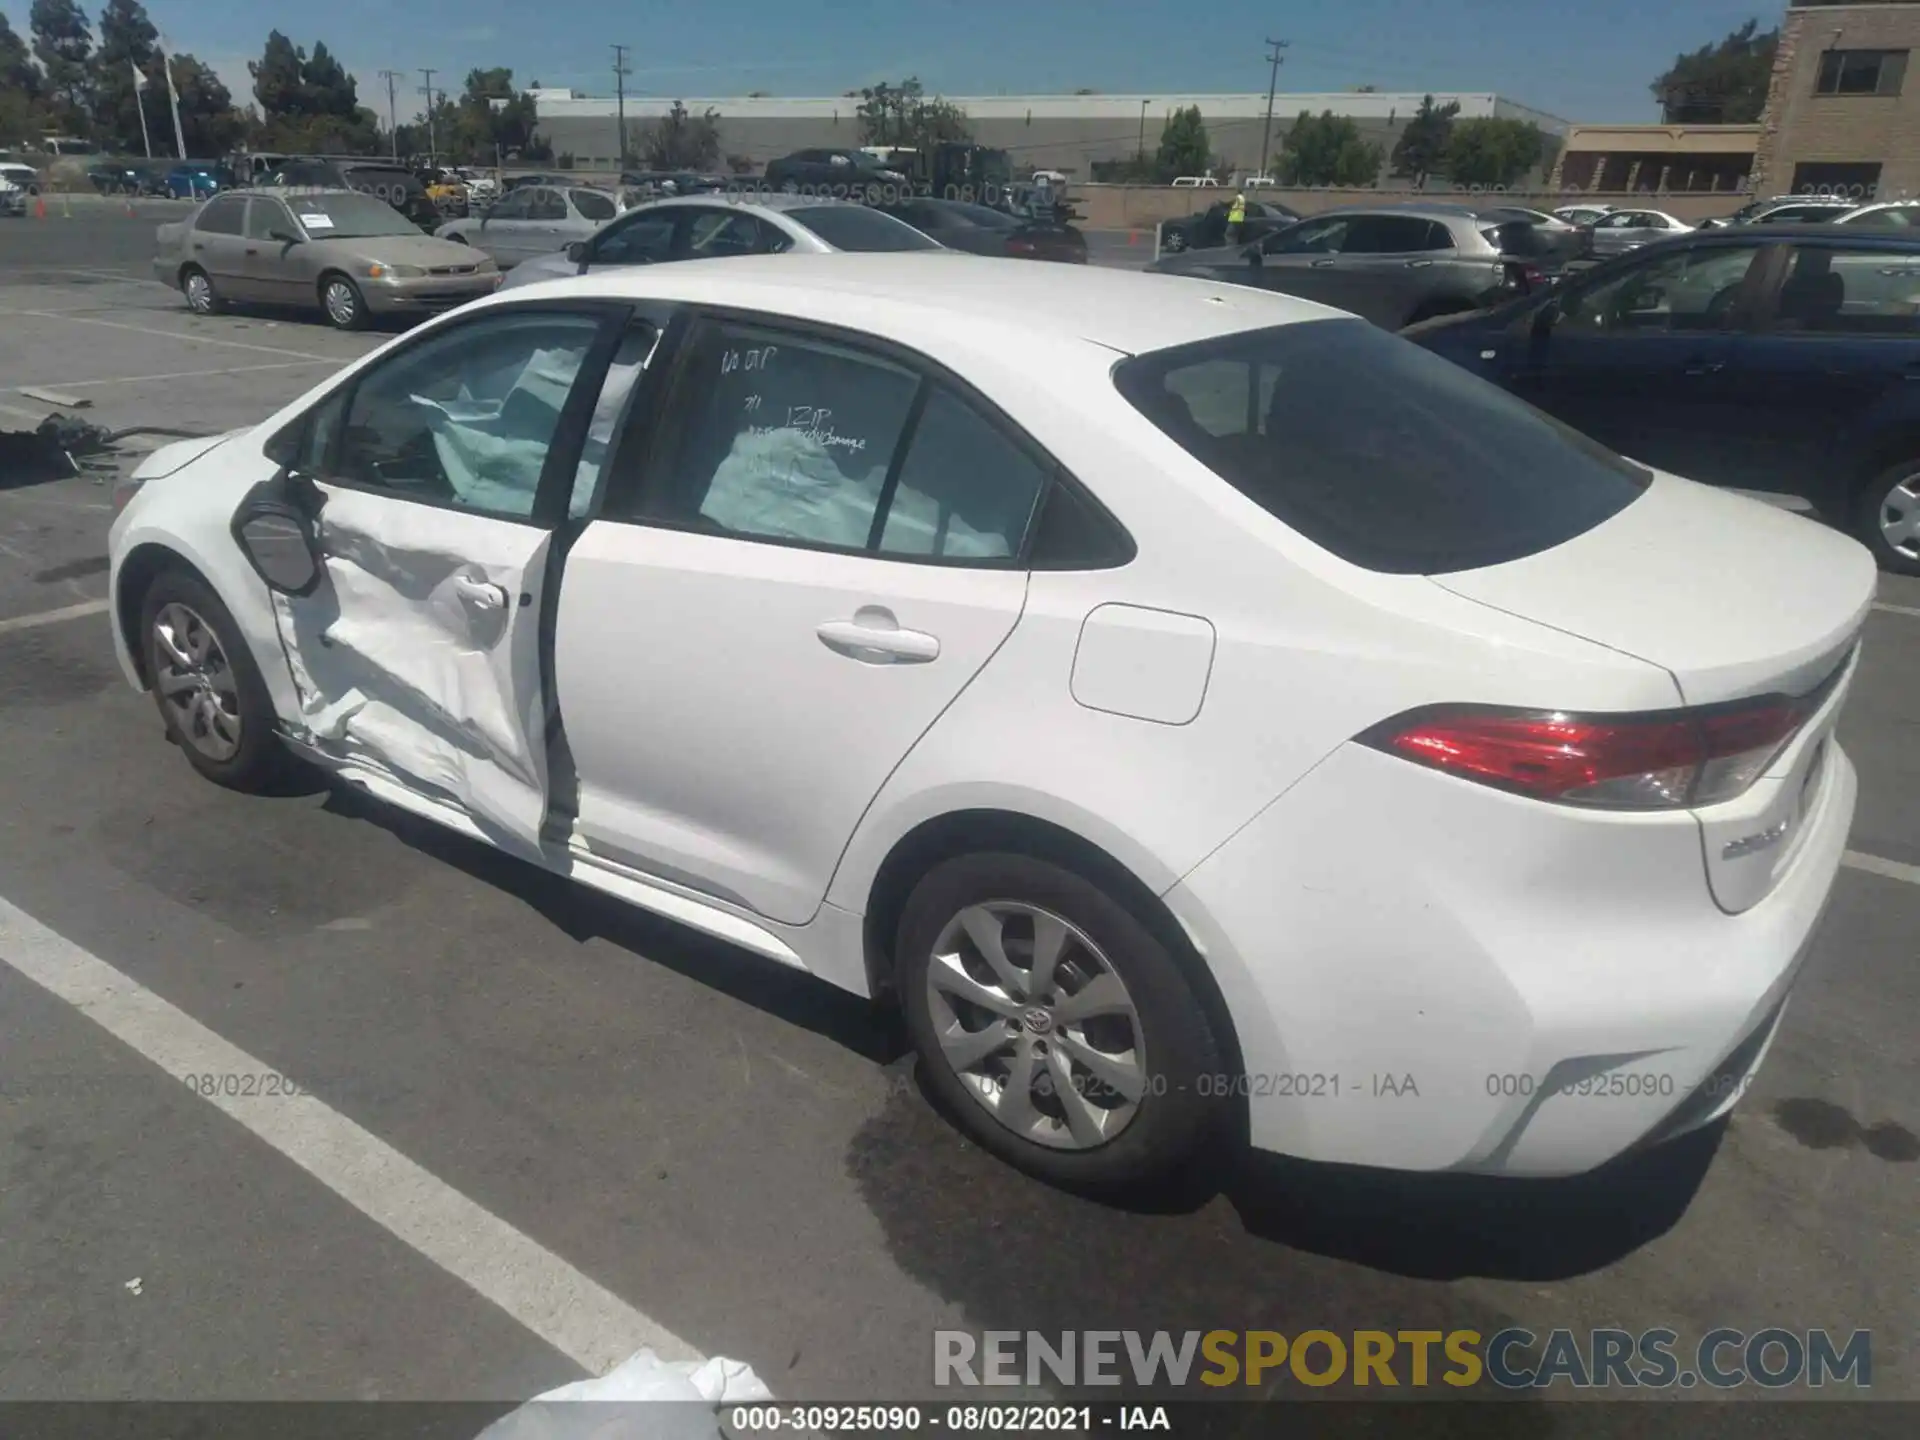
[498, 251, 1344, 355]
[1641, 223, 1920, 248]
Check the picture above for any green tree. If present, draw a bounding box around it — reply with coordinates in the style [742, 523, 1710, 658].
[1651, 18, 1778, 123]
[1155, 105, 1211, 181]
[1277, 111, 1382, 187]
[248, 31, 377, 153]
[1442, 117, 1546, 188]
[1389, 94, 1459, 185]
[87, 0, 157, 154]
[169, 52, 246, 157]
[641, 99, 721, 171]
[856, 76, 970, 149]
[451, 67, 543, 162]
[28, 0, 91, 131]
[1, 9, 41, 98]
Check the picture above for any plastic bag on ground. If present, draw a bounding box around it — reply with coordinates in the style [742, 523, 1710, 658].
[474, 1348, 773, 1440]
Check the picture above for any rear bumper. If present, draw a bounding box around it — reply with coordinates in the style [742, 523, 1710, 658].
[152, 257, 179, 288]
[1165, 737, 1856, 1177]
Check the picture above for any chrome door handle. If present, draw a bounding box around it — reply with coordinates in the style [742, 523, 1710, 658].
[452, 575, 509, 610]
[1683, 360, 1726, 376]
[1404, 259, 1434, 268]
[816, 612, 939, 664]
[1310, 258, 1338, 267]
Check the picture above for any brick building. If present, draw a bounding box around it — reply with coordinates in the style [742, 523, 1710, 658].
[1754, 1, 1920, 198]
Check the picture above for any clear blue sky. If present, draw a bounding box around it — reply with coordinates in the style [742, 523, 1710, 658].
[147, 0, 1779, 124]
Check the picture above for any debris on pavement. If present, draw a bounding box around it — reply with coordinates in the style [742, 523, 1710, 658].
[474, 1349, 774, 1440]
[17, 386, 90, 409]
[0, 415, 212, 483]
[123, 1277, 142, 1295]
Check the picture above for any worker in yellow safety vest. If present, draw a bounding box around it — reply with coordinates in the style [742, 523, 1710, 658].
[1226, 190, 1247, 243]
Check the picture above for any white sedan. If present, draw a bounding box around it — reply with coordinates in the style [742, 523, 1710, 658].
[499, 195, 942, 290]
[107, 256, 1871, 1190]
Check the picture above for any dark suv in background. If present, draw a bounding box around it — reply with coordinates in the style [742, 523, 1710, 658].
[763, 148, 908, 193]
[1404, 225, 1920, 572]
[259, 158, 440, 230]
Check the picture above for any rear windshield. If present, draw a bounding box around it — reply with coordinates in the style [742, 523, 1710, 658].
[1114, 319, 1649, 574]
[789, 204, 942, 251]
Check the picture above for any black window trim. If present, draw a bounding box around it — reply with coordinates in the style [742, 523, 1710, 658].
[262, 298, 637, 528]
[1815, 47, 1908, 97]
[594, 304, 1135, 570]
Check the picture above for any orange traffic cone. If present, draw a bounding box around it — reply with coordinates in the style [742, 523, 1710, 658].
[32, 194, 46, 219]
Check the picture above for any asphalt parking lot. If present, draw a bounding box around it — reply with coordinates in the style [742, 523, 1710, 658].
[0, 208, 1915, 1427]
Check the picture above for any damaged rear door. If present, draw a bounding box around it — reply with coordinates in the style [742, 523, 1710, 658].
[252, 302, 630, 854]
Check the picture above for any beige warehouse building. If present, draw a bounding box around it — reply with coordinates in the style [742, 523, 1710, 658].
[1754, 0, 1920, 198]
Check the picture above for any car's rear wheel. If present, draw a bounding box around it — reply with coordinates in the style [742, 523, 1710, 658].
[1856, 460, 1920, 575]
[1163, 230, 1187, 253]
[896, 852, 1230, 1193]
[181, 264, 221, 315]
[320, 273, 368, 331]
[139, 569, 288, 791]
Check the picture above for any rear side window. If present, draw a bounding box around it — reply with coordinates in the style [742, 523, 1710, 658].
[573, 189, 617, 221]
[1114, 319, 1649, 575]
[195, 196, 245, 234]
[788, 205, 941, 252]
[1341, 215, 1450, 253]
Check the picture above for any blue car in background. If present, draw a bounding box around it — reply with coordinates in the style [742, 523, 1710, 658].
[1402, 225, 1920, 574]
[165, 162, 234, 199]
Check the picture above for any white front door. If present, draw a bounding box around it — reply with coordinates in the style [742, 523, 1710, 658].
[262, 306, 614, 853]
[555, 315, 1055, 925]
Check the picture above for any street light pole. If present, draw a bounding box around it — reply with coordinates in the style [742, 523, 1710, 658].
[1259, 37, 1289, 181]
[1138, 98, 1149, 163]
[613, 44, 632, 170]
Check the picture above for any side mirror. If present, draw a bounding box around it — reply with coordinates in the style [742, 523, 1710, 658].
[1531, 297, 1563, 336]
[232, 490, 322, 597]
[269, 229, 301, 245]
[566, 241, 587, 264]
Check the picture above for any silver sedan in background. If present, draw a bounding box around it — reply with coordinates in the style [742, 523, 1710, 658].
[500, 194, 942, 290]
[435, 185, 627, 267]
[1586, 208, 1695, 257]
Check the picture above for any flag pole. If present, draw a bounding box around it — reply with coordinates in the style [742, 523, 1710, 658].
[158, 37, 187, 159]
[132, 59, 153, 159]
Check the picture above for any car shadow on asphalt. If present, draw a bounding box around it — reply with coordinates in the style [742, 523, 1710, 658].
[314, 779, 1716, 1291]
[317, 779, 905, 1066]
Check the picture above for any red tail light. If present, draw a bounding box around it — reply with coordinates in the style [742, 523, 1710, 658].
[1359, 685, 1838, 811]
[1006, 236, 1037, 256]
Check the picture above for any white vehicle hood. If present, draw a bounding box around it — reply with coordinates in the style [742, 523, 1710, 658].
[131, 429, 247, 480]
[1430, 470, 1875, 705]
[500, 251, 582, 290]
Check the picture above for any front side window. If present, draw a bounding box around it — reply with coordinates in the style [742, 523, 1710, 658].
[1816, 49, 1908, 96]
[1560, 245, 1760, 333]
[488, 190, 532, 221]
[592, 211, 677, 264]
[530, 190, 568, 222]
[244, 198, 295, 241]
[572, 189, 617, 222]
[684, 209, 768, 257]
[1340, 215, 1451, 254]
[636, 321, 921, 548]
[1115, 319, 1648, 574]
[1265, 216, 1348, 254]
[788, 204, 941, 252]
[195, 196, 246, 235]
[332, 312, 604, 519]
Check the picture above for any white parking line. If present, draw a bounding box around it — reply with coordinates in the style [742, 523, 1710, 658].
[1871, 601, 1920, 620]
[10, 310, 342, 362]
[0, 892, 701, 1375]
[26, 360, 335, 390]
[0, 599, 110, 634]
[1842, 850, 1920, 887]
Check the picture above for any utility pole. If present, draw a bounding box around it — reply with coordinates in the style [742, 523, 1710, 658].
[418, 69, 438, 167]
[612, 44, 632, 171]
[379, 69, 402, 159]
[1258, 37, 1290, 182]
[1137, 99, 1149, 162]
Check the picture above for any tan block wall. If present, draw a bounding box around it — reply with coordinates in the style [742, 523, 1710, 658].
[1755, 3, 1920, 197]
